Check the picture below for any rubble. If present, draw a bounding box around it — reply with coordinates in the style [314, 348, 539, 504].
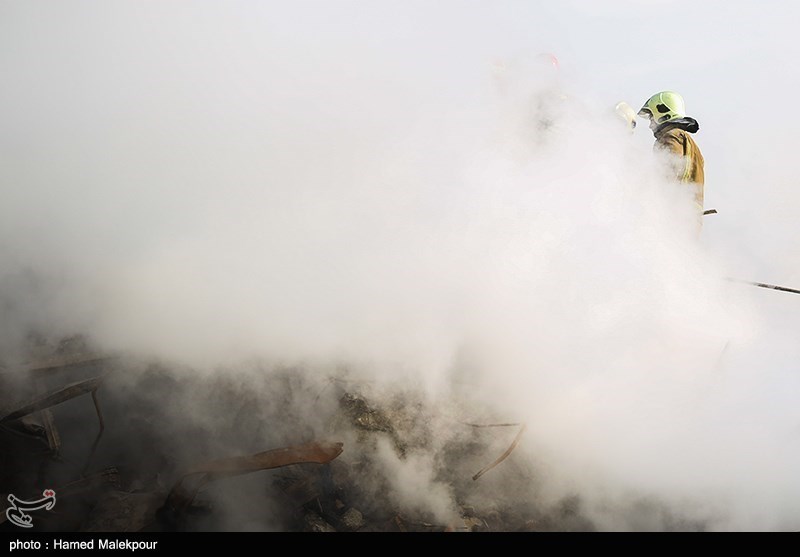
[0, 375, 105, 424]
[339, 508, 364, 531]
[81, 492, 163, 532]
[0, 335, 630, 532]
[472, 423, 527, 481]
[462, 515, 487, 532]
[161, 441, 344, 522]
[304, 512, 336, 532]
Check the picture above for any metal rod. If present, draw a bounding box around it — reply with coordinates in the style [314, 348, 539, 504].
[728, 278, 800, 295]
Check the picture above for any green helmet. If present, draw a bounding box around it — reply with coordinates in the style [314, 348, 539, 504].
[638, 91, 686, 126]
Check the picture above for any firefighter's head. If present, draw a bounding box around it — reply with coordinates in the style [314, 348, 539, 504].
[638, 91, 685, 131]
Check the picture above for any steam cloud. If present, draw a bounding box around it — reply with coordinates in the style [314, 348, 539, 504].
[2, 1, 800, 531]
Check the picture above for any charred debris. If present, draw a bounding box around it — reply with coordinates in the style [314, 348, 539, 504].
[0, 334, 622, 532]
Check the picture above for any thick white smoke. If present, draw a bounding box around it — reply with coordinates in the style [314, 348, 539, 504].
[1, 1, 799, 531]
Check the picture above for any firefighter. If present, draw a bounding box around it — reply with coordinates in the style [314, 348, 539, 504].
[638, 91, 705, 217]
